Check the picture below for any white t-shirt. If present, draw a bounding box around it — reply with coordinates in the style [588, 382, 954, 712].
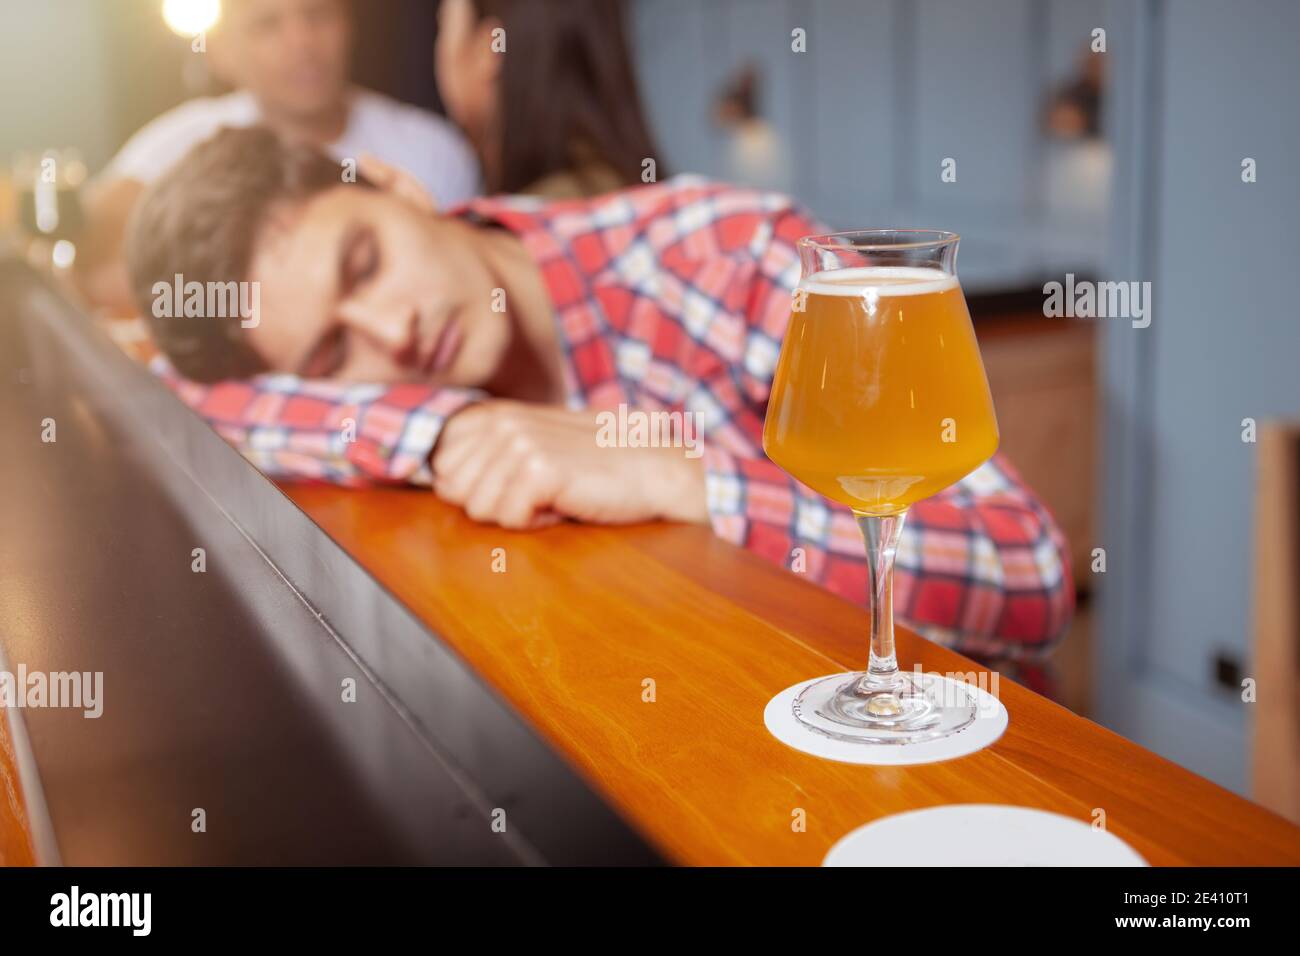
[103, 87, 480, 207]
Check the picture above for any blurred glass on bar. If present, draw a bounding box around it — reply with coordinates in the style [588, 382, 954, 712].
[10, 148, 86, 273]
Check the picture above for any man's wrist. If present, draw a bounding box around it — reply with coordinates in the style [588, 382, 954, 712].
[646, 448, 709, 524]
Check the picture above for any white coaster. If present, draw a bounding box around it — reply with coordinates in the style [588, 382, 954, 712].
[764, 674, 1008, 765]
[823, 805, 1149, 866]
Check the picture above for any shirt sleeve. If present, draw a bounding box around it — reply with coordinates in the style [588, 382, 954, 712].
[703, 445, 1074, 658]
[696, 209, 1076, 658]
[150, 357, 482, 486]
[98, 96, 247, 185]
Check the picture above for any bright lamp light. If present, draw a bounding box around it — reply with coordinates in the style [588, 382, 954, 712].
[162, 0, 221, 37]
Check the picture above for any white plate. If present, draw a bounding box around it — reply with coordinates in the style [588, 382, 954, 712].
[824, 804, 1148, 866]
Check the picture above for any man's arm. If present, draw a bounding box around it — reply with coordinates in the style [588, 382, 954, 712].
[701, 443, 1074, 658]
[71, 177, 145, 313]
[152, 357, 484, 485]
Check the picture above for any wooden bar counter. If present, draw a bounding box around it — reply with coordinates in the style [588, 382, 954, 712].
[283, 484, 1300, 866]
[0, 716, 37, 867]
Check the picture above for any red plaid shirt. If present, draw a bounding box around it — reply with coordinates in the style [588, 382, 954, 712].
[155, 177, 1074, 659]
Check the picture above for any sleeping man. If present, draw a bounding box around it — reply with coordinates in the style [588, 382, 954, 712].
[125, 126, 1073, 675]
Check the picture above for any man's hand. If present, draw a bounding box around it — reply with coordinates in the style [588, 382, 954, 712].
[432, 401, 708, 529]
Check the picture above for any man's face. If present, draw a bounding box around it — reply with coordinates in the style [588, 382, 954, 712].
[217, 0, 351, 118]
[244, 186, 513, 386]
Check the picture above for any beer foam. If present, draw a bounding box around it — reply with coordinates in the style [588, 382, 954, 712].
[800, 266, 958, 297]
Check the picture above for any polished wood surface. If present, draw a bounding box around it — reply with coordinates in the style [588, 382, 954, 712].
[0, 712, 37, 866]
[284, 483, 1300, 865]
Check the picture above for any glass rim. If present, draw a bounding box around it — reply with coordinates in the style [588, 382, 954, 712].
[798, 229, 960, 253]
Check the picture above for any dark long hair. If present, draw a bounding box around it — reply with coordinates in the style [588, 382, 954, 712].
[471, 0, 663, 193]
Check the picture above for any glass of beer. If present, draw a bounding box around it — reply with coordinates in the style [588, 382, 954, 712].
[762, 230, 998, 744]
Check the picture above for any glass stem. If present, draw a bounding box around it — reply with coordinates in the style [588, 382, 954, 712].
[856, 510, 908, 692]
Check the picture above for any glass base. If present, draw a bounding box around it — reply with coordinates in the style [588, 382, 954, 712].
[792, 671, 977, 745]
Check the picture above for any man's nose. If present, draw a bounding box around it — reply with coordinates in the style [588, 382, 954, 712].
[339, 303, 421, 368]
[280, 13, 323, 59]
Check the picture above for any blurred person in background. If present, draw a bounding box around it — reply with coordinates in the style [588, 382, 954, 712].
[1044, 42, 1106, 139]
[712, 63, 791, 193]
[434, 0, 662, 199]
[76, 0, 478, 312]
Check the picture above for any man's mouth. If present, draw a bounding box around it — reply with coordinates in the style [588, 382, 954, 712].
[284, 62, 332, 92]
[422, 314, 463, 376]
